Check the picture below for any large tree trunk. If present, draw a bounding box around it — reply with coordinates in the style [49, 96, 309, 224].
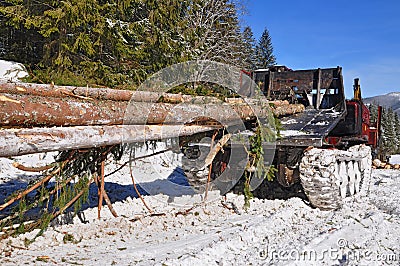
[0, 93, 126, 126]
[0, 93, 285, 127]
[0, 124, 219, 157]
[272, 103, 305, 117]
[0, 80, 220, 103]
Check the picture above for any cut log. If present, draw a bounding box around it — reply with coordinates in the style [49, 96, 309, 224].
[0, 124, 220, 157]
[272, 103, 305, 117]
[0, 81, 304, 128]
[1, 80, 279, 105]
[0, 93, 280, 127]
[372, 159, 381, 168]
[269, 100, 290, 106]
[0, 93, 126, 126]
[0, 80, 220, 103]
[0, 80, 304, 122]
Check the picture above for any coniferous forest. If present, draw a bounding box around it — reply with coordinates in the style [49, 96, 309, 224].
[0, 0, 276, 88]
[369, 104, 400, 157]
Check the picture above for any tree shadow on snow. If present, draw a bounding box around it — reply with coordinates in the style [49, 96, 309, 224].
[0, 167, 198, 223]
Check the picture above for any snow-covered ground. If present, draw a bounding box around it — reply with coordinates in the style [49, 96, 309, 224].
[0, 153, 399, 266]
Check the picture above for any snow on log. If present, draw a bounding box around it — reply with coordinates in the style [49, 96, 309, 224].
[0, 124, 219, 157]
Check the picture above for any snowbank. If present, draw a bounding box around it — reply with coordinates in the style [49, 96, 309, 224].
[0, 59, 28, 80]
[390, 154, 400, 164]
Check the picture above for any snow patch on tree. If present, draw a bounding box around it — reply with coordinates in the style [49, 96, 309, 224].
[0, 60, 28, 80]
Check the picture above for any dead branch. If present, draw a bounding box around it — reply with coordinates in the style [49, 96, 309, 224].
[93, 173, 118, 218]
[175, 205, 198, 217]
[203, 134, 231, 169]
[129, 150, 154, 214]
[0, 160, 68, 211]
[98, 160, 105, 219]
[12, 162, 54, 172]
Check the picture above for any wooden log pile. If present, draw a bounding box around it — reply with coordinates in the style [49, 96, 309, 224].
[0, 80, 306, 157]
[372, 159, 400, 170]
[0, 80, 304, 232]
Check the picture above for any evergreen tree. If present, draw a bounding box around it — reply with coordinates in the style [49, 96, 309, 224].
[137, 0, 191, 74]
[242, 26, 257, 71]
[380, 107, 399, 156]
[255, 28, 276, 69]
[0, 0, 250, 88]
[368, 103, 378, 124]
[387, 108, 397, 151]
[0, 0, 142, 86]
[394, 111, 400, 153]
[380, 108, 387, 156]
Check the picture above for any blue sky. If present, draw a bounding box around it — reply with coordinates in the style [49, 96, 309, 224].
[243, 0, 400, 98]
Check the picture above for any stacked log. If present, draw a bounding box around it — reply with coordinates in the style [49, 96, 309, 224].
[0, 80, 306, 157]
[0, 93, 282, 127]
[0, 80, 219, 103]
[0, 124, 219, 157]
[0, 80, 305, 127]
[372, 158, 400, 170]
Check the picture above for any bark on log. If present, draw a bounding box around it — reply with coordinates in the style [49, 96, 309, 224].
[0, 80, 297, 107]
[0, 80, 220, 103]
[0, 124, 220, 157]
[269, 100, 290, 106]
[0, 93, 278, 127]
[272, 103, 305, 117]
[0, 80, 278, 105]
[0, 81, 304, 127]
[0, 93, 126, 126]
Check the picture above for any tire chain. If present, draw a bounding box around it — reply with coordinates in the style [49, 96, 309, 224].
[300, 145, 372, 210]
